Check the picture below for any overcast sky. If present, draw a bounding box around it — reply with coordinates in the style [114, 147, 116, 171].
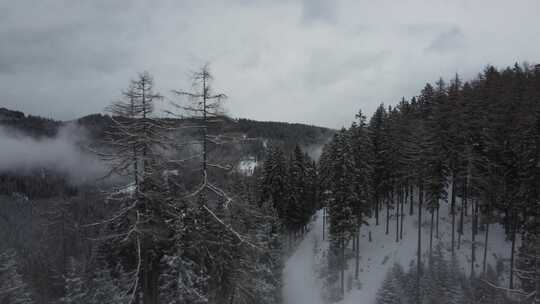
[1, 0, 539, 128]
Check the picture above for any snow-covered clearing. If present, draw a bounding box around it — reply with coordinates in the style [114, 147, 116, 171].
[282, 212, 325, 304]
[283, 194, 517, 304]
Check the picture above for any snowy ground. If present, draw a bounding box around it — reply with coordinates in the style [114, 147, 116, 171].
[282, 213, 325, 304]
[282, 193, 518, 304]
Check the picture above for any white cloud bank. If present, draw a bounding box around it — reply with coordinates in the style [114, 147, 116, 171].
[0, 125, 107, 183]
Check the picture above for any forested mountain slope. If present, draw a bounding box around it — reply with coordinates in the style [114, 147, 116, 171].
[0, 107, 332, 199]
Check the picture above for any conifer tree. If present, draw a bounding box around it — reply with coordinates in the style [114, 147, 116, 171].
[0, 249, 34, 304]
[349, 111, 374, 280]
[95, 72, 178, 304]
[260, 146, 289, 227]
[287, 145, 308, 233]
[369, 104, 388, 226]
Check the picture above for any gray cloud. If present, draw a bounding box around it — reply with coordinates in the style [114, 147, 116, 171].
[0, 125, 108, 184]
[1, 0, 540, 128]
[0, 1, 137, 75]
[425, 27, 466, 54]
[304, 50, 389, 87]
[302, 0, 339, 24]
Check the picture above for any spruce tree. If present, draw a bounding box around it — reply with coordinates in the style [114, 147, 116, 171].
[349, 111, 374, 280]
[323, 130, 358, 298]
[368, 104, 388, 226]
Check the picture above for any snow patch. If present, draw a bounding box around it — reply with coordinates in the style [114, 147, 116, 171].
[283, 212, 325, 304]
[237, 157, 257, 176]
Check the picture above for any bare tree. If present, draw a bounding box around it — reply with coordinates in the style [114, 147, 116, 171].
[92, 71, 176, 304]
[169, 64, 231, 203]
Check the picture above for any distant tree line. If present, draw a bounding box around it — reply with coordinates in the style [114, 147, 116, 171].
[0, 108, 61, 138]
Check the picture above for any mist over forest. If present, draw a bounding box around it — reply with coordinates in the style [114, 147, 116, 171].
[1, 1, 540, 304]
[1, 61, 538, 304]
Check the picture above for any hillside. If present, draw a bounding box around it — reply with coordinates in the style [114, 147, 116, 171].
[0, 108, 333, 148]
[0, 108, 333, 198]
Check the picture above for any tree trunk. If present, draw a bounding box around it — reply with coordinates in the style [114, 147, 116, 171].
[417, 183, 423, 304]
[386, 193, 390, 235]
[451, 175, 456, 254]
[436, 205, 439, 239]
[133, 146, 139, 190]
[375, 195, 379, 226]
[395, 188, 399, 243]
[464, 193, 468, 216]
[404, 184, 409, 218]
[429, 208, 434, 261]
[504, 208, 510, 232]
[400, 186, 405, 240]
[482, 216, 490, 275]
[458, 182, 466, 250]
[322, 207, 326, 241]
[142, 240, 160, 304]
[409, 184, 414, 215]
[482, 199, 492, 275]
[509, 209, 517, 289]
[471, 199, 476, 279]
[355, 226, 360, 280]
[202, 73, 208, 174]
[341, 237, 345, 297]
[352, 231, 357, 252]
[535, 236, 540, 304]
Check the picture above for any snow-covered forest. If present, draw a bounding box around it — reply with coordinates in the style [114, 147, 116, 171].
[0, 65, 329, 304]
[4, 0, 540, 302]
[315, 64, 540, 304]
[1, 62, 539, 304]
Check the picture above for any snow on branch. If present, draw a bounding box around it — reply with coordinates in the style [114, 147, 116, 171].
[201, 205, 259, 251]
